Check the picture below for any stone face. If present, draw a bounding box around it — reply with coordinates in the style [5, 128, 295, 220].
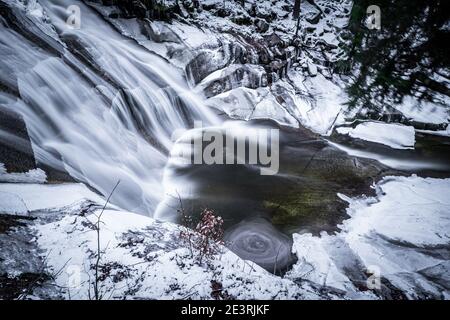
[0, 107, 36, 173]
[186, 48, 230, 85]
[255, 18, 269, 33]
[202, 65, 267, 98]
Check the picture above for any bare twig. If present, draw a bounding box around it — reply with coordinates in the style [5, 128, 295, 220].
[92, 180, 121, 300]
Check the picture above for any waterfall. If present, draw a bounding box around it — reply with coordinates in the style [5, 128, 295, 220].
[0, 0, 220, 214]
[0, 0, 295, 272]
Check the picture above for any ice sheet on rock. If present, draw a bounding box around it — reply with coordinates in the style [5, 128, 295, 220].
[207, 87, 299, 127]
[336, 122, 416, 149]
[343, 175, 450, 247]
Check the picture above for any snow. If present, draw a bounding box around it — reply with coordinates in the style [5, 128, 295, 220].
[395, 96, 449, 125]
[0, 163, 47, 183]
[0, 183, 105, 212]
[0, 182, 326, 299]
[0, 191, 28, 215]
[290, 73, 347, 135]
[3, 175, 448, 299]
[207, 87, 300, 128]
[336, 122, 416, 149]
[1, 177, 449, 299]
[287, 175, 450, 299]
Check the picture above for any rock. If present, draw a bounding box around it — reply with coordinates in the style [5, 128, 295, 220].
[107, 10, 121, 19]
[264, 32, 284, 47]
[306, 11, 322, 25]
[202, 65, 267, 98]
[186, 47, 230, 84]
[0, 107, 36, 173]
[255, 18, 269, 33]
[217, 8, 230, 18]
[307, 61, 318, 76]
[141, 21, 181, 44]
[132, 0, 147, 19]
[231, 15, 252, 26]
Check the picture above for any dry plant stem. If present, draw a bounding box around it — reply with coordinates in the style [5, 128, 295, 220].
[93, 180, 121, 300]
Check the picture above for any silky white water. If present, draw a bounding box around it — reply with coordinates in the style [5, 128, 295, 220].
[0, 0, 220, 214]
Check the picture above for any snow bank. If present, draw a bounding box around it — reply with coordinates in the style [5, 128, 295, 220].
[0, 182, 104, 211]
[336, 122, 416, 149]
[0, 191, 28, 215]
[0, 163, 47, 183]
[293, 73, 347, 135]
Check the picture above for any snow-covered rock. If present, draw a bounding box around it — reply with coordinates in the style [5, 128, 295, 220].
[0, 163, 47, 183]
[336, 122, 416, 149]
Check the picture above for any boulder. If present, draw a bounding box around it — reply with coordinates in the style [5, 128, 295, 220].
[0, 107, 36, 173]
[255, 18, 269, 33]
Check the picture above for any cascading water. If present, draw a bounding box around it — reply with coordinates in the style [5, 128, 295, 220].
[0, 0, 220, 214]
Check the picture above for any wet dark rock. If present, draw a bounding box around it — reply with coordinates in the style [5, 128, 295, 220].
[186, 48, 230, 84]
[217, 8, 231, 18]
[107, 10, 121, 19]
[202, 3, 217, 11]
[0, 107, 36, 173]
[132, 0, 148, 18]
[231, 15, 252, 26]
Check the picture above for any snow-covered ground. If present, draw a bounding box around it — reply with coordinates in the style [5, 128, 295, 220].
[1, 174, 448, 299]
[0, 182, 330, 300]
[395, 96, 449, 125]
